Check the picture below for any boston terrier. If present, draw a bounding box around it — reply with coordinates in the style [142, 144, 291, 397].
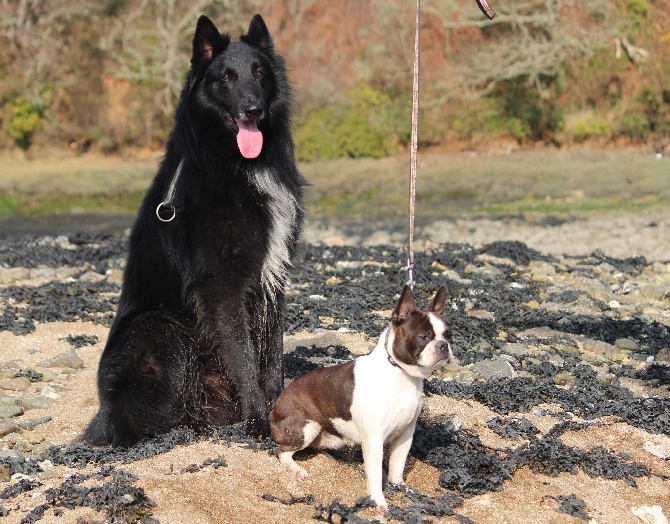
[270, 285, 453, 513]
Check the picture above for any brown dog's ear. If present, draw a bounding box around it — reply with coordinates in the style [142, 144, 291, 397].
[391, 285, 416, 323]
[427, 286, 448, 316]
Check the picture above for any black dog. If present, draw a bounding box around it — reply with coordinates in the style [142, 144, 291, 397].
[83, 14, 305, 446]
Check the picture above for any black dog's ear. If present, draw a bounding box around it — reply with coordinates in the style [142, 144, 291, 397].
[243, 14, 273, 51]
[392, 285, 416, 323]
[192, 15, 229, 65]
[427, 286, 448, 316]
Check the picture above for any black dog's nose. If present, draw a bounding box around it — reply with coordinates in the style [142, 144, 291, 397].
[243, 103, 264, 119]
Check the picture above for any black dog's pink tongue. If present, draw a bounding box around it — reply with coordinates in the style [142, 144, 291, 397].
[236, 119, 263, 159]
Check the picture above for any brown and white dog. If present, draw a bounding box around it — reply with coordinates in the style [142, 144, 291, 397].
[270, 285, 453, 513]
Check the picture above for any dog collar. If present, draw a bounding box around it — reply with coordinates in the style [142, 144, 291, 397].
[156, 159, 184, 222]
[384, 327, 400, 368]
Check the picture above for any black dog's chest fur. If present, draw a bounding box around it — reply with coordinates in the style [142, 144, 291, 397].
[84, 14, 304, 447]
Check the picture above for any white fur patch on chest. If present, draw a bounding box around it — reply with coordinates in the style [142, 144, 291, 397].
[350, 354, 424, 442]
[251, 169, 300, 296]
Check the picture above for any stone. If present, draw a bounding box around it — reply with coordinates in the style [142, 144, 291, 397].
[553, 372, 575, 386]
[615, 338, 639, 351]
[0, 267, 30, 284]
[518, 326, 559, 340]
[467, 310, 495, 321]
[17, 416, 52, 430]
[639, 284, 667, 301]
[0, 418, 19, 437]
[643, 441, 668, 460]
[0, 395, 18, 406]
[655, 348, 670, 362]
[470, 358, 515, 380]
[581, 339, 619, 361]
[501, 343, 527, 357]
[18, 397, 54, 410]
[49, 350, 84, 369]
[79, 270, 107, 283]
[0, 405, 24, 418]
[632, 506, 668, 524]
[0, 377, 31, 391]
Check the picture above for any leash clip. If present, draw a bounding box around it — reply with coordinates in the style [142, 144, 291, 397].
[406, 257, 415, 290]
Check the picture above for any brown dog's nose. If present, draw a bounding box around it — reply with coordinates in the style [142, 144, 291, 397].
[435, 340, 449, 355]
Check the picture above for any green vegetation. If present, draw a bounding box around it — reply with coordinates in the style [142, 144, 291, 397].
[8, 97, 42, 149]
[1, 1, 669, 158]
[294, 86, 410, 161]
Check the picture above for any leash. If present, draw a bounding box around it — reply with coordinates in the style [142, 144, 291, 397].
[156, 159, 184, 222]
[406, 0, 420, 290]
[405, 0, 494, 288]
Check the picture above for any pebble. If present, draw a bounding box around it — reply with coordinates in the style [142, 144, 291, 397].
[19, 397, 54, 410]
[0, 377, 32, 391]
[615, 338, 639, 351]
[642, 441, 668, 460]
[0, 418, 19, 437]
[0, 405, 24, 418]
[632, 506, 669, 524]
[17, 415, 52, 430]
[470, 358, 515, 380]
[41, 349, 84, 369]
[656, 348, 670, 362]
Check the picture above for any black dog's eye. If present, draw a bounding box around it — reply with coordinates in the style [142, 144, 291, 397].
[256, 69, 265, 79]
[221, 73, 231, 82]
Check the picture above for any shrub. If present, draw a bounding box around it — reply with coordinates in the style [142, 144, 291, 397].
[569, 114, 611, 143]
[9, 97, 43, 149]
[294, 85, 407, 161]
[615, 111, 651, 142]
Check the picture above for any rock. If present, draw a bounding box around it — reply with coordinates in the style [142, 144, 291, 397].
[79, 270, 107, 283]
[0, 395, 18, 406]
[0, 464, 9, 481]
[0, 267, 30, 284]
[106, 268, 124, 285]
[632, 505, 668, 524]
[642, 441, 668, 460]
[501, 343, 527, 357]
[470, 358, 515, 380]
[0, 377, 32, 391]
[615, 338, 639, 351]
[48, 350, 84, 369]
[581, 339, 619, 361]
[18, 397, 54, 410]
[656, 348, 670, 362]
[13, 436, 33, 453]
[553, 371, 575, 386]
[39, 385, 61, 399]
[639, 284, 667, 301]
[467, 310, 495, 321]
[31, 368, 60, 382]
[518, 326, 559, 340]
[453, 370, 477, 386]
[16, 416, 52, 430]
[0, 418, 19, 437]
[0, 405, 24, 418]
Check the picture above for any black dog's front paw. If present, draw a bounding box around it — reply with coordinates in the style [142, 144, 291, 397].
[245, 416, 270, 438]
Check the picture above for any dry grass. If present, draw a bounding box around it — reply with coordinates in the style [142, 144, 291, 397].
[1, 147, 668, 217]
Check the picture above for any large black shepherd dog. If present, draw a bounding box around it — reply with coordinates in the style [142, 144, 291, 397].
[84, 14, 305, 446]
